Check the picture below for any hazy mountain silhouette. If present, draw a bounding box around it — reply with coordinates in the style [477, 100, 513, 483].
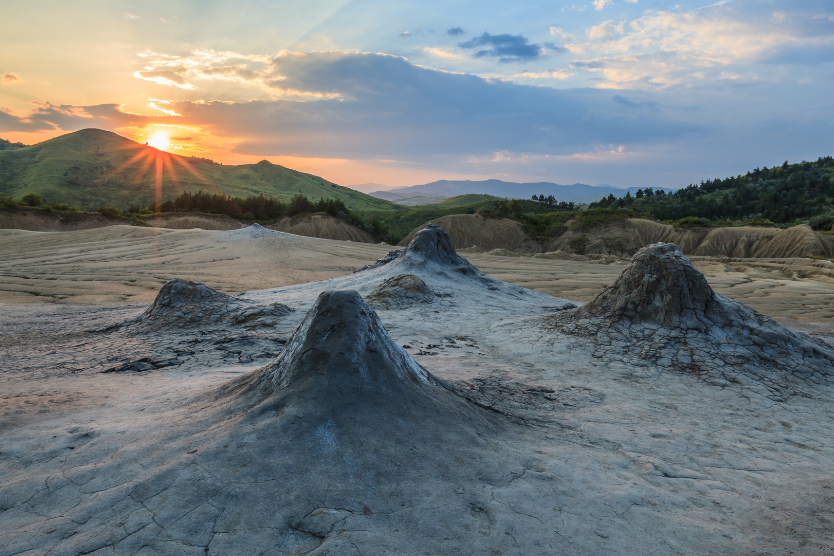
[370, 179, 676, 204]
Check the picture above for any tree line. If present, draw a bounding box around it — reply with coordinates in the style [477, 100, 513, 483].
[590, 156, 834, 229]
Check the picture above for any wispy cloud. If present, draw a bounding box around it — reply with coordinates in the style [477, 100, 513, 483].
[423, 47, 464, 59]
[1, 72, 20, 84]
[447, 27, 465, 36]
[124, 12, 139, 20]
[567, 2, 834, 89]
[587, 20, 624, 40]
[513, 69, 574, 79]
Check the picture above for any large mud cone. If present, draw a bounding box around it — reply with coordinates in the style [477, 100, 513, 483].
[130, 278, 292, 331]
[260, 289, 435, 392]
[365, 274, 435, 310]
[583, 242, 716, 328]
[555, 243, 834, 400]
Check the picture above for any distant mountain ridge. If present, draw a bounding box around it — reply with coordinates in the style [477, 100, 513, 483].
[370, 179, 676, 205]
[0, 129, 397, 211]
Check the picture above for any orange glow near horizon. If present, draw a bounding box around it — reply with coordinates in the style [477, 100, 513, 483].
[1, 126, 499, 190]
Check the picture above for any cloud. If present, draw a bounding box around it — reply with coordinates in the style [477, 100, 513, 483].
[399, 31, 411, 37]
[423, 47, 464, 59]
[514, 69, 574, 79]
[127, 51, 699, 161]
[572, 60, 606, 69]
[565, 43, 587, 54]
[172, 136, 193, 141]
[1, 73, 20, 84]
[587, 20, 625, 40]
[447, 27, 465, 36]
[549, 26, 573, 39]
[124, 12, 139, 19]
[612, 94, 659, 110]
[132, 49, 272, 90]
[134, 62, 194, 89]
[458, 32, 543, 62]
[566, 2, 834, 89]
[594, 0, 613, 10]
[0, 107, 55, 131]
[0, 102, 160, 133]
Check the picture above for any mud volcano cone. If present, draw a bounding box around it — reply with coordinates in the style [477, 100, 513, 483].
[242, 289, 497, 433]
[262, 289, 435, 392]
[131, 278, 292, 330]
[582, 242, 717, 329]
[357, 223, 482, 277]
[557, 243, 833, 396]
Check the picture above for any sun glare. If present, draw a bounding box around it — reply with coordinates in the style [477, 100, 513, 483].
[147, 132, 170, 151]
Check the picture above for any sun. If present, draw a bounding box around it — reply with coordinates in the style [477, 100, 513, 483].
[147, 132, 170, 151]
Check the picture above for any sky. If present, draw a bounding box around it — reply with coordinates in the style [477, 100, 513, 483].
[1, 0, 833, 190]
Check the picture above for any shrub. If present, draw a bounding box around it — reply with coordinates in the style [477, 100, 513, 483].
[97, 206, 121, 219]
[49, 202, 78, 212]
[574, 208, 643, 229]
[21, 193, 43, 207]
[808, 214, 833, 231]
[0, 196, 19, 209]
[741, 217, 775, 227]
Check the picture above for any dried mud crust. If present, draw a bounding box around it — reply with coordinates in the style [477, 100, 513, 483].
[447, 377, 604, 424]
[551, 242, 834, 401]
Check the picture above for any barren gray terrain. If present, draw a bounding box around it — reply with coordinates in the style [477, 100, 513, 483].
[1, 225, 834, 555]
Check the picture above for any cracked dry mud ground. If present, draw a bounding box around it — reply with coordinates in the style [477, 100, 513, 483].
[2, 226, 834, 555]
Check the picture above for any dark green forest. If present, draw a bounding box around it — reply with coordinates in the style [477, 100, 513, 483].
[590, 156, 834, 230]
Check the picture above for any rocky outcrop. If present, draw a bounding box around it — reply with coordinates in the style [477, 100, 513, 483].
[128, 278, 293, 331]
[553, 243, 834, 400]
[365, 274, 435, 309]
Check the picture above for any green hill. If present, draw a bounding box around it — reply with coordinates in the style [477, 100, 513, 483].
[418, 194, 502, 208]
[0, 129, 398, 211]
[591, 156, 834, 228]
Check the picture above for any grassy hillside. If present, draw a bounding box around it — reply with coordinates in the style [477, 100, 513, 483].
[420, 194, 501, 208]
[0, 138, 27, 151]
[0, 129, 398, 211]
[358, 197, 571, 243]
[591, 156, 834, 229]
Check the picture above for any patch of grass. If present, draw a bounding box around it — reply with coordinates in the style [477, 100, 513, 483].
[674, 216, 713, 227]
